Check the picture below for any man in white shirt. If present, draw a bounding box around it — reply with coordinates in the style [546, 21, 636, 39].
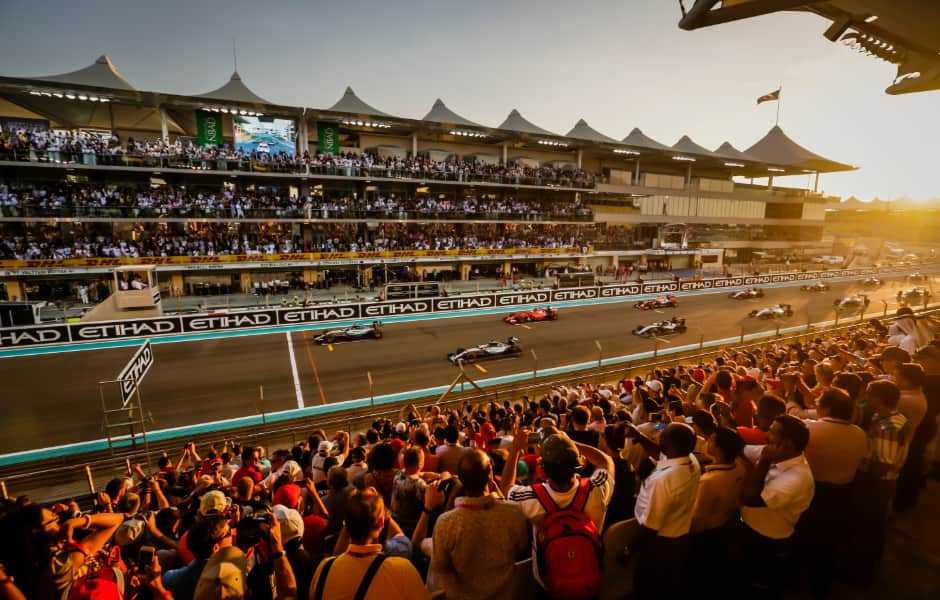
[740, 415, 814, 599]
[624, 422, 701, 598]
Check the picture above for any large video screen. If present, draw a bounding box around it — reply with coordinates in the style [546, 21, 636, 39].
[233, 116, 296, 157]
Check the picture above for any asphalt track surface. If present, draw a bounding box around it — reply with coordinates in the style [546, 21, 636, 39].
[0, 275, 931, 453]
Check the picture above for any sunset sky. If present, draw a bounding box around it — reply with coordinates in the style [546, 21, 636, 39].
[1, 0, 936, 201]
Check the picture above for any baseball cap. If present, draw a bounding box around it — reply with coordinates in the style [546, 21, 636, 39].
[395, 422, 408, 433]
[317, 441, 332, 454]
[198, 490, 231, 517]
[272, 483, 301, 509]
[272, 504, 304, 544]
[876, 346, 911, 363]
[691, 368, 706, 383]
[540, 433, 581, 469]
[913, 344, 940, 362]
[113, 518, 146, 548]
[282, 460, 303, 482]
[193, 546, 246, 600]
[645, 380, 663, 393]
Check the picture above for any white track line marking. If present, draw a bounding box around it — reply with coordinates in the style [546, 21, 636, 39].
[286, 332, 304, 408]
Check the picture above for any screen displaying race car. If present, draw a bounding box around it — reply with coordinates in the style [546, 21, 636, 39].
[729, 288, 764, 300]
[749, 304, 794, 319]
[632, 317, 687, 337]
[800, 282, 830, 292]
[448, 337, 522, 363]
[833, 295, 870, 312]
[503, 307, 558, 324]
[898, 287, 931, 303]
[314, 321, 383, 344]
[633, 295, 678, 310]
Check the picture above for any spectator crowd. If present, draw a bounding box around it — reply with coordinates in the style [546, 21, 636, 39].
[0, 129, 598, 188]
[1, 308, 938, 599]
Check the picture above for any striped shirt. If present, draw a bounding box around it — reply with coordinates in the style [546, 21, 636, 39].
[867, 411, 911, 480]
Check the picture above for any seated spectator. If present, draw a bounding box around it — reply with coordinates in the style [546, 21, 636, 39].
[311, 488, 428, 599]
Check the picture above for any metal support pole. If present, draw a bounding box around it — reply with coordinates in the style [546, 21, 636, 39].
[85, 465, 96, 494]
[368, 371, 374, 408]
[259, 385, 266, 425]
[699, 333, 704, 350]
[135, 386, 152, 470]
[0, 481, 7, 500]
[531, 349, 538, 379]
[595, 340, 602, 370]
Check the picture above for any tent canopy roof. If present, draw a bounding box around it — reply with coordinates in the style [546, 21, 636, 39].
[326, 86, 390, 117]
[421, 98, 481, 128]
[195, 71, 270, 105]
[565, 118, 619, 144]
[497, 109, 557, 136]
[714, 141, 759, 162]
[621, 127, 671, 150]
[745, 125, 855, 172]
[672, 134, 719, 157]
[33, 55, 136, 91]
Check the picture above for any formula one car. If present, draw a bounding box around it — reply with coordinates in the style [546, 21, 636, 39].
[833, 294, 870, 312]
[632, 317, 687, 337]
[503, 307, 558, 324]
[729, 288, 764, 300]
[633, 295, 678, 310]
[749, 304, 794, 319]
[898, 287, 931, 304]
[907, 272, 929, 283]
[314, 321, 383, 344]
[448, 337, 522, 363]
[800, 282, 830, 292]
[861, 277, 883, 288]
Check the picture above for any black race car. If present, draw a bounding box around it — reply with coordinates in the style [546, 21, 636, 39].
[632, 317, 687, 337]
[729, 288, 764, 300]
[800, 282, 830, 292]
[448, 337, 522, 363]
[749, 304, 794, 319]
[898, 287, 931, 304]
[633, 295, 678, 310]
[833, 294, 870, 312]
[314, 321, 383, 344]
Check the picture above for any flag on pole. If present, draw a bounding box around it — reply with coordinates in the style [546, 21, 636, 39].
[757, 89, 781, 104]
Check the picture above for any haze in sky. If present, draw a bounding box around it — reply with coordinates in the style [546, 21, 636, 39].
[0, 0, 936, 202]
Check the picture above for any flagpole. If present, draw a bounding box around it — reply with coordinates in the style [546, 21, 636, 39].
[775, 84, 782, 126]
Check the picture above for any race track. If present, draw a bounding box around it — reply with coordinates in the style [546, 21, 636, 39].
[0, 276, 930, 453]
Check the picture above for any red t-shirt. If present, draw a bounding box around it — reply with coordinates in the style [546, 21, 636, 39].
[233, 464, 262, 484]
[733, 399, 756, 428]
[737, 426, 767, 445]
[302, 514, 328, 551]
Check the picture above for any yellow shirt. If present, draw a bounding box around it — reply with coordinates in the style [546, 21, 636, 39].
[310, 544, 429, 600]
[691, 461, 746, 532]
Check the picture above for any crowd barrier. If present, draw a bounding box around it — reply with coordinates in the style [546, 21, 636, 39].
[0, 264, 924, 349]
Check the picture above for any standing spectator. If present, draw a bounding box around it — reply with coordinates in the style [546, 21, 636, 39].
[737, 394, 786, 444]
[426, 450, 529, 600]
[567, 405, 600, 447]
[310, 488, 429, 599]
[233, 446, 263, 484]
[390, 448, 429, 538]
[435, 425, 467, 474]
[362, 443, 398, 506]
[624, 422, 701, 598]
[895, 361, 929, 510]
[739, 415, 814, 599]
[799, 388, 869, 597]
[853, 380, 912, 578]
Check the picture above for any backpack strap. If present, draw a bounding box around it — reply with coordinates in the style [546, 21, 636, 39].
[353, 554, 387, 600]
[570, 477, 592, 513]
[531, 482, 560, 514]
[312, 556, 338, 600]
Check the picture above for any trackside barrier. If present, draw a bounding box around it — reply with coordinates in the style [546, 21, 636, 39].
[1, 264, 936, 350]
[3, 301, 938, 504]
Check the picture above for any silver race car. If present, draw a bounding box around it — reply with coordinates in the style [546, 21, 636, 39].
[632, 317, 687, 337]
[729, 288, 764, 300]
[833, 294, 870, 312]
[314, 321, 383, 344]
[749, 304, 794, 319]
[448, 337, 522, 363]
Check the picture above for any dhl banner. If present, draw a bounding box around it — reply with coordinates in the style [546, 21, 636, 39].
[0, 247, 585, 272]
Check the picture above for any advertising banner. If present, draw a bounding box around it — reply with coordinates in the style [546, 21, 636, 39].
[317, 122, 340, 154]
[117, 340, 154, 406]
[195, 110, 223, 147]
[234, 116, 296, 157]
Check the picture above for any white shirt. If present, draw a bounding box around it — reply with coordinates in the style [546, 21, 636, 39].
[741, 453, 815, 540]
[634, 454, 701, 538]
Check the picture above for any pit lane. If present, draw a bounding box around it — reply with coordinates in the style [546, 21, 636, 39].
[0, 275, 928, 454]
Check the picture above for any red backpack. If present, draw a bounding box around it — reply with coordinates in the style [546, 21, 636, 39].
[532, 477, 602, 599]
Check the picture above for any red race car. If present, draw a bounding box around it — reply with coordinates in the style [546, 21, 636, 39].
[633, 295, 678, 310]
[503, 307, 558, 324]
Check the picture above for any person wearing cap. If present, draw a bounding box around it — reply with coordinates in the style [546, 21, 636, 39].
[273, 504, 318, 598]
[871, 346, 911, 381]
[894, 362, 929, 511]
[623, 422, 700, 598]
[163, 516, 232, 600]
[500, 427, 614, 591]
